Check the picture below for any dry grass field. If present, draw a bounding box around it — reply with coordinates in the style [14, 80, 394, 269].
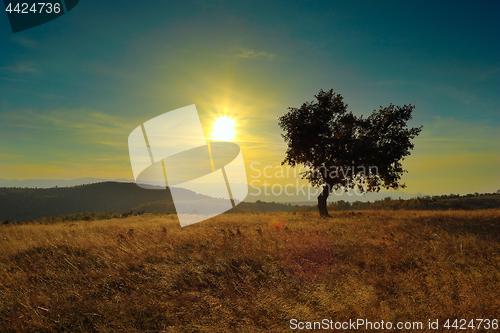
[1, 210, 499, 332]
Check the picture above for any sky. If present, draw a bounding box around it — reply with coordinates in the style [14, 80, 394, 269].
[0, 0, 499, 199]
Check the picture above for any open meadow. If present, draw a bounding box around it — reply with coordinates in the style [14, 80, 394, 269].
[1, 210, 499, 332]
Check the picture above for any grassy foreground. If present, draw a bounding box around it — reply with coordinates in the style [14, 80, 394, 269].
[0, 210, 499, 332]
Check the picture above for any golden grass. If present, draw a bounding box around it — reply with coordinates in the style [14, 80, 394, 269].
[0, 210, 499, 332]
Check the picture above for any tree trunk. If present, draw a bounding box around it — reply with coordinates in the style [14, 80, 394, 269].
[317, 184, 331, 217]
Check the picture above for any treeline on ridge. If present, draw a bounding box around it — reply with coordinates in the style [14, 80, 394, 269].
[0, 182, 198, 222]
[324, 192, 500, 212]
[1, 182, 498, 224]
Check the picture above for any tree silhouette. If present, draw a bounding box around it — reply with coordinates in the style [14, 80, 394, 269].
[278, 89, 422, 217]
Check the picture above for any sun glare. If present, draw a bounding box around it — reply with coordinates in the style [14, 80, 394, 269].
[211, 116, 236, 141]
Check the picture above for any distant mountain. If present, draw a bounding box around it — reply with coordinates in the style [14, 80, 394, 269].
[0, 182, 204, 222]
[1, 181, 496, 222]
[0, 177, 132, 188]
[0, 178, 427, 204]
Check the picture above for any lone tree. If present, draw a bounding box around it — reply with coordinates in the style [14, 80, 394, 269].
[278, 89, 422, 217]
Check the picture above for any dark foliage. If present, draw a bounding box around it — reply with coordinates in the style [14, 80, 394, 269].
[278, 89, 422, 216]
[0, 182, 201, 221]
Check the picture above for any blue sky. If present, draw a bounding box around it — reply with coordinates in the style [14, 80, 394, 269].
[0, 0, 499, 195]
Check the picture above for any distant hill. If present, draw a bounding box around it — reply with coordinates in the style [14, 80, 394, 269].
[132, 199, 299, 215]
[0, 182, 202, 221]
[1, 181, 498, 223]
[0, 178, 426, 203]
[325, 193, 500, 211]
[0, 177, 132, 188]
[0, 181, 308, 222]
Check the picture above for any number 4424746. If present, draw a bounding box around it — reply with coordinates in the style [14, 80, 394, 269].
[5, 3, 61, 14]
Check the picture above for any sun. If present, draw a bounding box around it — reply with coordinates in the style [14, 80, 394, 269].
[211, 116, 236, 141]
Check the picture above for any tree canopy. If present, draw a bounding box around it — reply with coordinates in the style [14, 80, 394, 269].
[278, 89, 422, 216]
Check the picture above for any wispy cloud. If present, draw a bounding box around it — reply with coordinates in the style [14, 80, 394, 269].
[0, 108, 138, 146]
[434, 86, 475, 104]
[231, 48, 276, 60]
[415, 116, 500, 154]
[1, 63, 38, 74]
[0, 76, 30, 83]
[0, 161, 133, 180]
[10, 36, 39, 49]
[370, 80, 421, 87]
[40, 93, 65, 100]
[468, 65, 500, 82]
[0, 153, 22, 160]
[40, 109, 136, 137]
[402, 119, 500, 194]
[370, 79, 476, 105]
[0, 108, 138, 179]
